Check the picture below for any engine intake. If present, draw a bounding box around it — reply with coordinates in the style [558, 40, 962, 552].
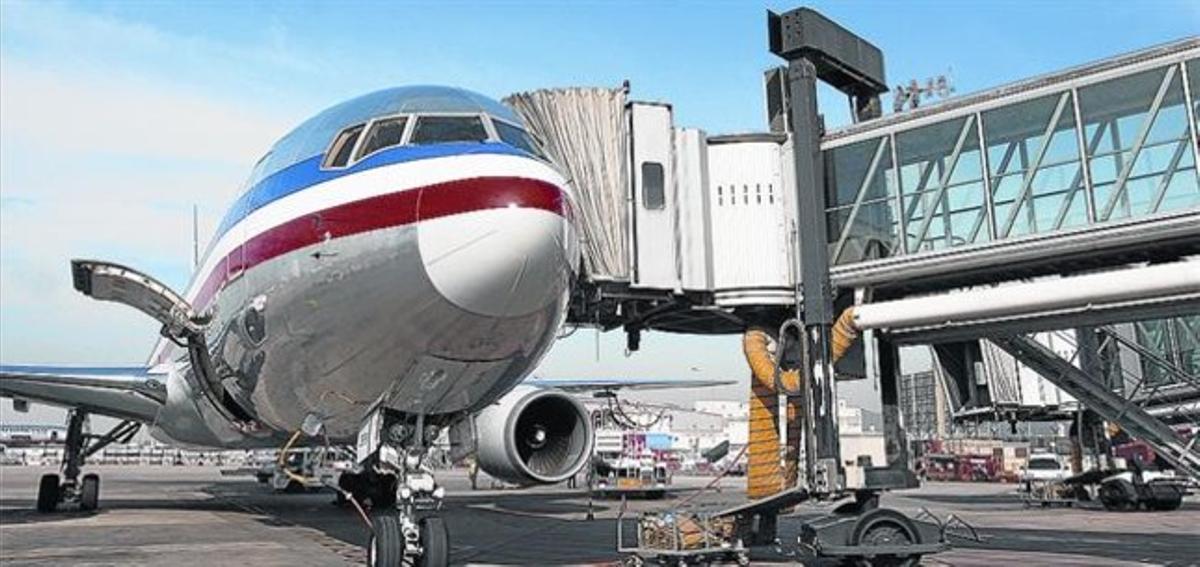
[474, 385, 593, 485]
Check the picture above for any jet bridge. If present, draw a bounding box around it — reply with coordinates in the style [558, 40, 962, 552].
[512, 35, 1200, 337]
[507, 5, 1199, 560]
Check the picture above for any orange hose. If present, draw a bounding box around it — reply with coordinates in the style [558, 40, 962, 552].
[742, 307, 860, 500]
[831, 307, 859, 362]
[744, 328, 785, 500]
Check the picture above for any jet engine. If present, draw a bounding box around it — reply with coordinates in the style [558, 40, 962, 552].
[474, 385, 593, 485]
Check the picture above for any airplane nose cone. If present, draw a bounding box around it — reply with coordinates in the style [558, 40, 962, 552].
[417, 177, 576, 318]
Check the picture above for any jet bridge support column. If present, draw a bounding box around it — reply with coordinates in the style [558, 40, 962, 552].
[787, 55, 843, 495]
[877, 336, 911, 471]
[748, 9, 947, 563]
[1073, 327, 1112, 473]
[770, 6, 890, 497]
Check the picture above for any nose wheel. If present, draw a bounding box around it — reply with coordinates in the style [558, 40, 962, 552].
[358, 408, 450, 567]
[368, 514, 449, 567]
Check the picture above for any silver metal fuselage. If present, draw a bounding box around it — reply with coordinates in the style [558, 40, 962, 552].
[145, 145, 577, 449]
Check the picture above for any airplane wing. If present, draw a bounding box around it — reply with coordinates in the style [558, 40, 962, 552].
[0, 365, 166, 423]
[524, 377, 736, 392]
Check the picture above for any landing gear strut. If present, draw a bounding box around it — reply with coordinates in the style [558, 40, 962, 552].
[358, 408, 450, 567]
[36, 409, 141, 513]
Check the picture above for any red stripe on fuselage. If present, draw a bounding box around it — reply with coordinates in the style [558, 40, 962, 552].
[191, 176, 565, 311]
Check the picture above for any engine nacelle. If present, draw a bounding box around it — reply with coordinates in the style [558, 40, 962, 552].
[474, 385, 593, 485]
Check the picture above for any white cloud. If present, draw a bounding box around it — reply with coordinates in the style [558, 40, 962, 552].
[0, 7, 300, 371]
[0, 59, 286, 166]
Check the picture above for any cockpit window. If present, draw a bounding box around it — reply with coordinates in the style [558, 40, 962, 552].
[324, 124, 365, 168]
[357, 117, 409, 160]
[410, 116, 489, 145]
[492, 120, 543, 157]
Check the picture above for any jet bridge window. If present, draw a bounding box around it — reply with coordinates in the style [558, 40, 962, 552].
[357, 116, 409, 160]
[410, 115, 489, 145]
[323, 124, 365, 169]
[493, 119, 543, 157]
[641, 161, 665, 209]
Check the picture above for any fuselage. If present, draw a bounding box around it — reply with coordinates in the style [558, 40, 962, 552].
[145, 86, 579, 447]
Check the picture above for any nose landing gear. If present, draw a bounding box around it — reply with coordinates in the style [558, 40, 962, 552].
[358, 408, 450, 567]
[35, 409, 141, 513]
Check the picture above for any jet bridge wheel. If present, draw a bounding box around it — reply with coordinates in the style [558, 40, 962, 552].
[849, 508, 921, 567]
[37, 474, 60, 513]
[80, 473, 100, 511]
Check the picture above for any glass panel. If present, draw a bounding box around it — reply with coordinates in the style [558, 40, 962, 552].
[357, 117, 408, 159]
[1078, 65, 1197, 221]
[1159, 150, 1200, 212]
[825, 136, 895, 207]
[982, 92, 1083, 238]
[826, 198, 899, 265]
[1175, 315, 1200, 377]
[642, 162, 665, 209]
[1135, 319, 1175, 387]
[323, 124, 365, 168]
[493, 119, 542, 157]
[1190, 59, 1200, 131]
[895, 115, 987, 251]
[410, 116, 489, 145]
[824, 136, 899, 265]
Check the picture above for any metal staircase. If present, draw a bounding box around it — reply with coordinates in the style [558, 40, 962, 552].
[991, 334, 1200, 481]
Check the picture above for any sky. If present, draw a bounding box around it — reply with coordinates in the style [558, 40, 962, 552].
[1, 0, 1198, 426]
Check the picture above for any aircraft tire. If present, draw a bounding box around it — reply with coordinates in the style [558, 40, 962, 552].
[367, 512, 404, 567]
[80, 473, 100, 511]
[36, 474, 60, 513]
[418, 516, 449, 567]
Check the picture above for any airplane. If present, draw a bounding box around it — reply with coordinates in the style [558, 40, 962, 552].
[0, 85, 727, 567]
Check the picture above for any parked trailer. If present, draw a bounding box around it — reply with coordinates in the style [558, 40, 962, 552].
[1042, 467, 1191, 512]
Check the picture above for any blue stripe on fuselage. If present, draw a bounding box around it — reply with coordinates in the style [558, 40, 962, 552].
[213, 142, 529, 240]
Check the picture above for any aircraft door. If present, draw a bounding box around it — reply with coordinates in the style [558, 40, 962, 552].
[628, 102, 680, 290]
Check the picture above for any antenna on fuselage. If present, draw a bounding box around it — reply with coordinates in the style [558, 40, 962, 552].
[192, 204, 199, 272]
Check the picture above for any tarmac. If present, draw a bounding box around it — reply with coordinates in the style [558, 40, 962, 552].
[1, 465, 1197, 566]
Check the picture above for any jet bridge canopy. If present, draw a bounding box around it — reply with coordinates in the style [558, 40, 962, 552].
[823, 39, 1200, 295]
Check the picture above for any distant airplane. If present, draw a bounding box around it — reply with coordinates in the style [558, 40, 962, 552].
[0, 86, 727, 567]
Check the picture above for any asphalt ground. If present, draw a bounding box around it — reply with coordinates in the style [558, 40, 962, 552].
[1, 465, 1197, 565]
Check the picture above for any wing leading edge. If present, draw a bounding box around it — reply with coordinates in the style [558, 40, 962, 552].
[0, 365, 166, 423]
